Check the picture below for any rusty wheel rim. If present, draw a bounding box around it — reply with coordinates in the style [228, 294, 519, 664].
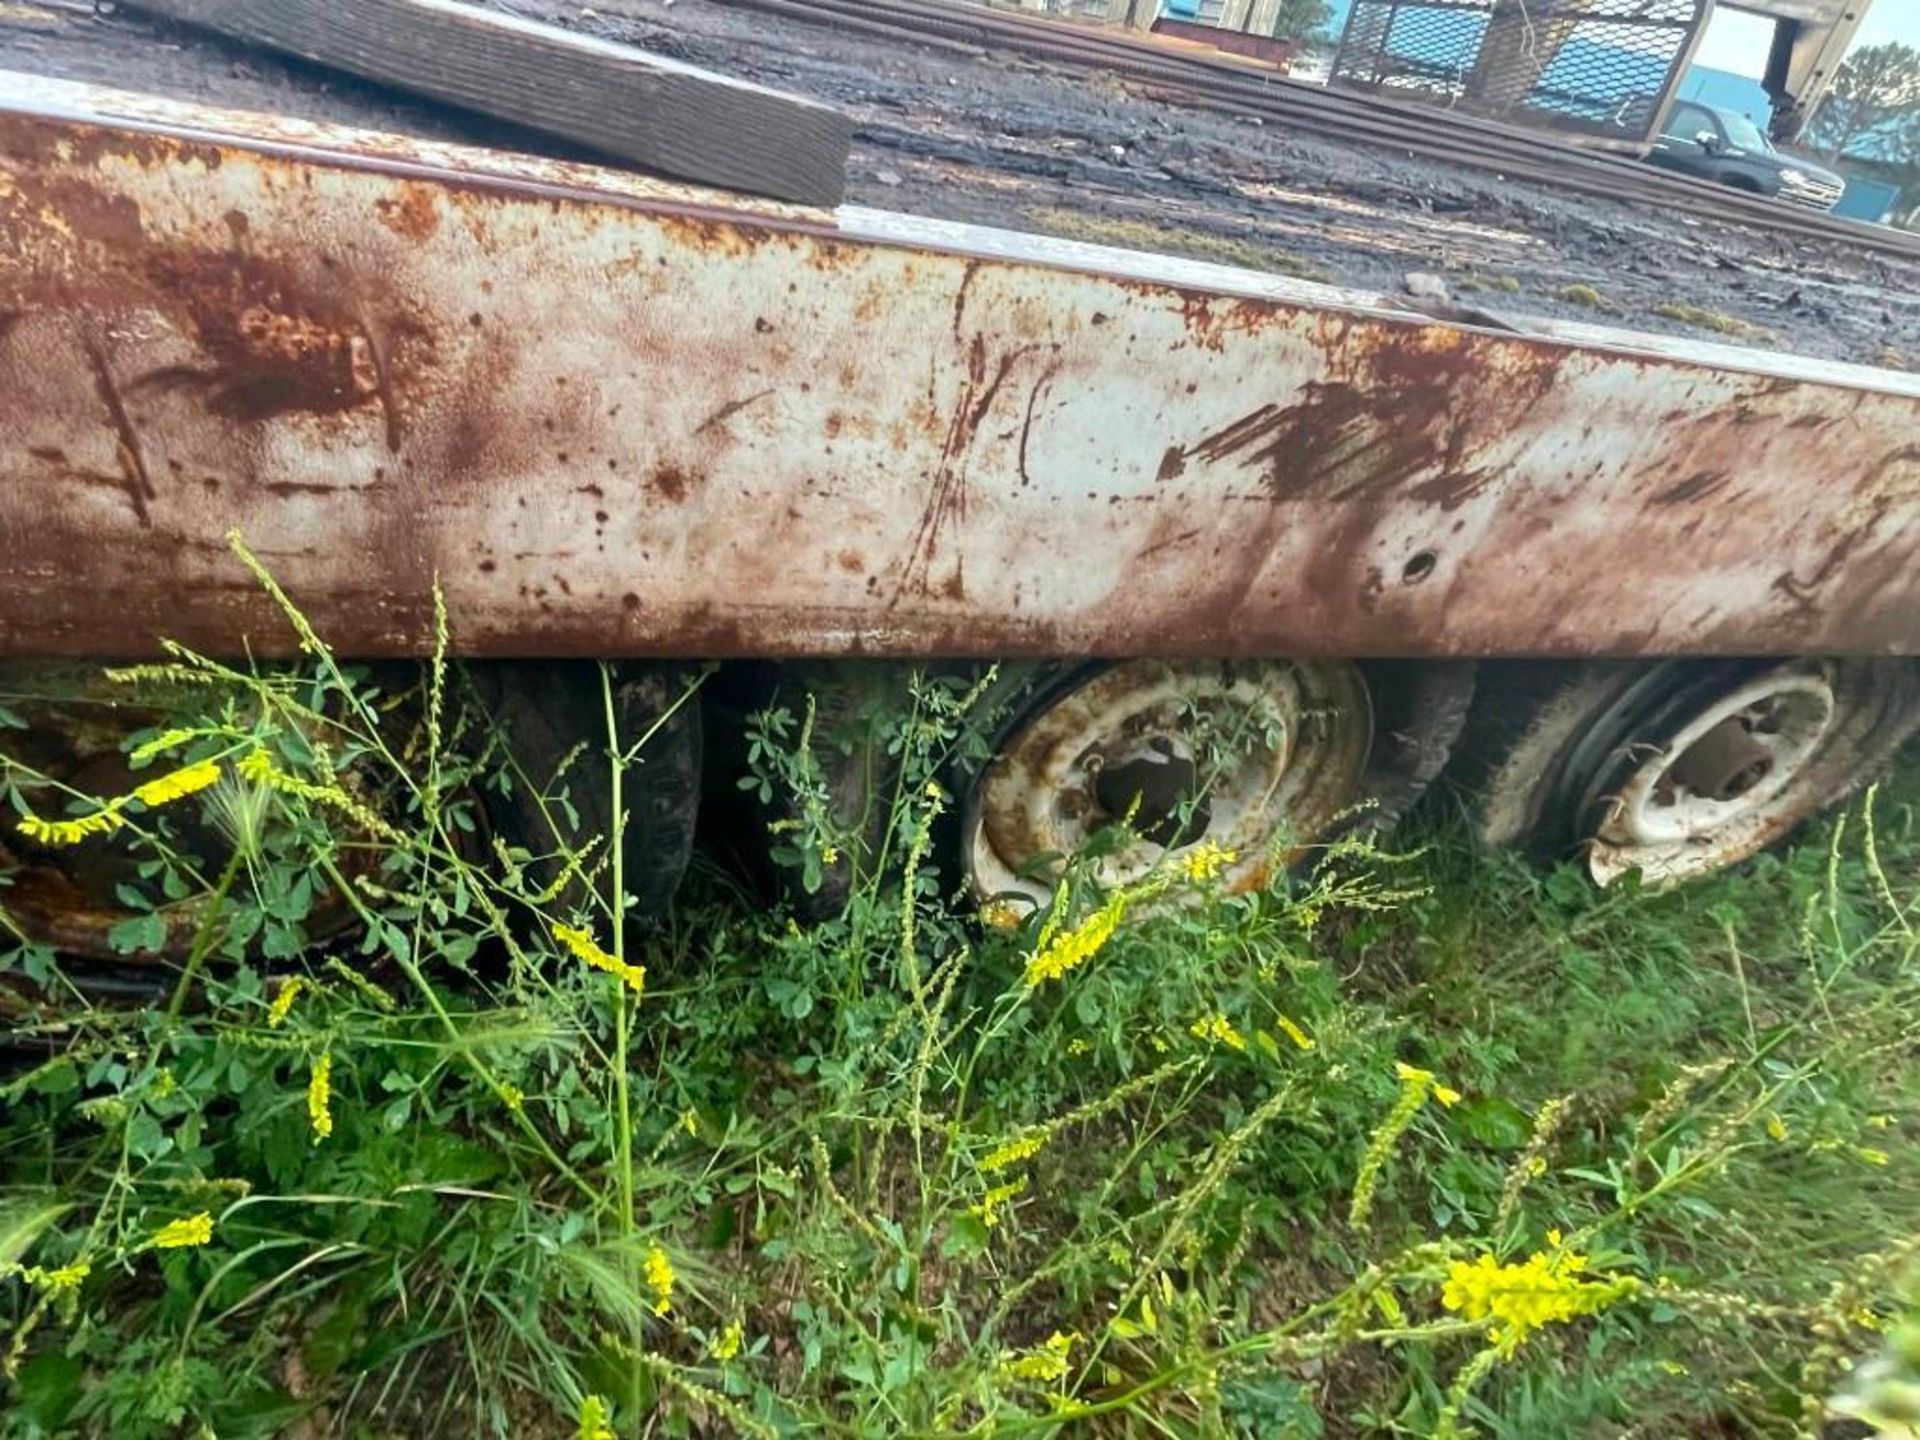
[0, 662, 384, 968]
[0, 664, 214, 964]
[1588, 662, 1844, 887]
[962, 659, 1373, 910]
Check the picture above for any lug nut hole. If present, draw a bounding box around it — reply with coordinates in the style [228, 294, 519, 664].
[1401, 550, 1438, 585]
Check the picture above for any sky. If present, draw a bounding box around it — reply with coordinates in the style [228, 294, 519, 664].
[1694, 1, 1920, 80]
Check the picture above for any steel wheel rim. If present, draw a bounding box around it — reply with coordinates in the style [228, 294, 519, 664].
[1589, 663, 1839, 886]
[963, 659, 1372, 909]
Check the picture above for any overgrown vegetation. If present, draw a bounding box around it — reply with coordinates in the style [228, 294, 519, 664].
[1557, 283, 1621, 315]
[3, 554, 1918, 1437]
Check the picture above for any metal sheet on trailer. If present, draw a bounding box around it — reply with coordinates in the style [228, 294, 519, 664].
[1, 74, 1917, 661]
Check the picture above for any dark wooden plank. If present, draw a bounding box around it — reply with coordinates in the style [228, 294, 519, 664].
[123, 0, 851, 206]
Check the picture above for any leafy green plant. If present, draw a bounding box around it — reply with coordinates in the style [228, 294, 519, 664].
[2, 539, 1917, 1437]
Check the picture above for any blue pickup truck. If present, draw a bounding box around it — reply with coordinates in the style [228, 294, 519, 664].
[1648, 98, 1846, 212]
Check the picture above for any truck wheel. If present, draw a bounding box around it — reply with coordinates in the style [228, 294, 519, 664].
[703, 659, 906, 918]
[958, 659, 1473, 910]
[1457, 658, 1920, 887]
[0, 661, 378, 974]
[0, 662, 219, 970]
[468, 662, 702, 922]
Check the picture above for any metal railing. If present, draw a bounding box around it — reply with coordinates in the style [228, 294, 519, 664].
[1330, 0, 1709, 145]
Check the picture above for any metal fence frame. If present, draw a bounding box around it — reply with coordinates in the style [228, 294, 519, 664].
[1330, 0, 1713, 148]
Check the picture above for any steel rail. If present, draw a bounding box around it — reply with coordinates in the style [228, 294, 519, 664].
[3, 74, 1918, 663]
[718, 0, 1920, 261]
[756, 0, 1916, 251]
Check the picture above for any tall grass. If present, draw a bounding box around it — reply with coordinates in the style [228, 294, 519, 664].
[1, 545, 1917, 1437]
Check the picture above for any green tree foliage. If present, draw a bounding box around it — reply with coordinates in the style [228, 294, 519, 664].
[1805, 42, 1920, 167]
[1268, 0, 1335, 43]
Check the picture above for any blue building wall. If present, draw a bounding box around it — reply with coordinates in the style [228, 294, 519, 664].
[1833, 177, 1899, 221]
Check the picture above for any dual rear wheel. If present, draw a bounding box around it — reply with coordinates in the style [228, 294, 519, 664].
[954, 656, 1918, 903]
[2, 655, 1915, 979]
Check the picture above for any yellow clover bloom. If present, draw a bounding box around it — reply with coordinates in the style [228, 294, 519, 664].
[152, 1213, 215, 1250]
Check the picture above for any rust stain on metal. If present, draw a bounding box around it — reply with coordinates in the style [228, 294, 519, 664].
[77, 328, 156, 527]
[2, 73, 1919, 661]
[141, 247, 397, 424]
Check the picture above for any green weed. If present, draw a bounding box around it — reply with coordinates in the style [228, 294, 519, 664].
[1557, 283, 1621, 315]
[1649, 300, 1778, 343]
[1, 544, 1917, 1437]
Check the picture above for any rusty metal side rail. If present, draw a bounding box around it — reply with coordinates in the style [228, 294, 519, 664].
[1, 74, 1917, 662]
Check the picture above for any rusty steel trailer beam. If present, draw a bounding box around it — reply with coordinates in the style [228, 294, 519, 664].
[1, 73, 1917, 662]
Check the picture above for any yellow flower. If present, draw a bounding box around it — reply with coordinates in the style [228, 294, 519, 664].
[1024, 892, 1126, 988]
[16, 809, 125, 847]
[679, 1108, 700, 1137]
[1440, 1243, 1636, 1350]
[710, 1319, 744, 1362]
[969, 1176, 1028, 1229]
[237, 748, 394, 841]
[1856, 1146, 1891, 1166]
[132, 758, 222, 808]
[19, 1259, 90, 1293]
[1395, 1060, 1460, 1107]
[553, 923, 647, 995]
[577, 1393, 616, 1440]
[980, 1132, 1046, 1173]
[308, 1052, 334, 1143]
[237, 747, 278, 784]
[644, 1243, 675, 1316]
[1178, 841, 1238, 884]
[1766, 1112, 1789, 1142]
[1276, 1015, 1316, 1052]
[1351, 1062, 1463, 1230]
[499, 1082, 525, 1112]
[266, 977, 306, 1027]
[1190, 1013, 1247, 1051]
[998, 1330, 1078, 1384]
[152, 1212, 214, 1249]
[1065, 1037, 1092, 1056]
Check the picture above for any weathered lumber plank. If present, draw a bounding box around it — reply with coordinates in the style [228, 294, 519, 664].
[123, 0, 851, 206]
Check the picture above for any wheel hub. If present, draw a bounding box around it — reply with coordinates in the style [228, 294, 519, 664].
[1088, 735, 1211, 848]
[1661, 713, 1777, 803]
[964, 660, 1372, 908]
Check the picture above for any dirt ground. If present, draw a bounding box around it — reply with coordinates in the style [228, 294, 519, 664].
[4, 0, 1919, 365]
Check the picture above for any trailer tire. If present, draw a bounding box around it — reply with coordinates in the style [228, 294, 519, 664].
[468, 661, 702, 922]
[711, 660, 909, 919]
[0, 661, 407, 974]
[1455, 658, 1920, 886]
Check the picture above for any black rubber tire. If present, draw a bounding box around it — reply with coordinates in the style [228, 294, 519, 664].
[712, 659, 1476, 912]
[725, 659, 916, 917]
[1452, 658, 1920, 879]
[467, 661, 702, 922]
[1351, 660, 1478, 837]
